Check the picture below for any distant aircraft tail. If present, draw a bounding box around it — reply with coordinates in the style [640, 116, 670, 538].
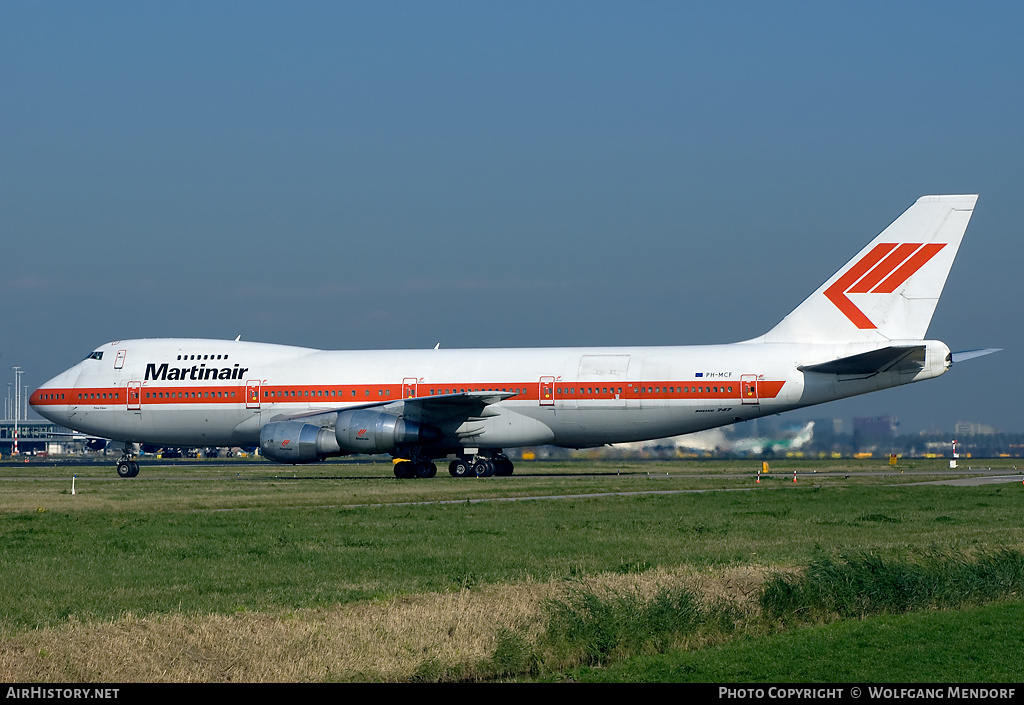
[760, 195, 978, 344]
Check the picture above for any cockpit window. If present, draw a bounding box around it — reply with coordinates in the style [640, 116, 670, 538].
[85, 351, 103, 361]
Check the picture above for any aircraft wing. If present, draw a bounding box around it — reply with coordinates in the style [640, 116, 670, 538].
[30, 429, 112, 450]
[270, 390, 519, 427]
[798, 345, 926, 376]
[391, 390, 518, 424]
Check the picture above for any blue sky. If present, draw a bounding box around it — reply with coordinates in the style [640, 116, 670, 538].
[3, 1, 1021, 433]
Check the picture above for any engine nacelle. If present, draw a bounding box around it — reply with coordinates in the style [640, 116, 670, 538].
[260, 420, 343, 464]
[334, 409, 441, 454]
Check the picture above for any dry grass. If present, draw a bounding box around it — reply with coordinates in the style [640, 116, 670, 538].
[0, 564, 776, 682]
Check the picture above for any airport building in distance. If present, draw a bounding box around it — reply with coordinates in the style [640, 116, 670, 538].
[0, 419, 79, 456]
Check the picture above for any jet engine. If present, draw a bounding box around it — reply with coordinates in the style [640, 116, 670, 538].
[260, 420, 343, 463]
[334, 409, 441, 454]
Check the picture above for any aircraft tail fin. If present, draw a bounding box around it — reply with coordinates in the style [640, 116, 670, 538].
[760, 195, 978, 344]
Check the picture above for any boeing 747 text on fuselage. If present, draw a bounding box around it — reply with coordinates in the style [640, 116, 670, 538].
[31, 195, 994, 478]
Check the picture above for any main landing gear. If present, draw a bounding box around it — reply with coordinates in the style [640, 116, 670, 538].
[448, 452, 514, 478]
[392, 450, 515, 479]
[393, 457, 438, 479]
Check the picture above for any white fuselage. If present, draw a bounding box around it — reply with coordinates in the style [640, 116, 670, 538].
[30, 337, 951, 451]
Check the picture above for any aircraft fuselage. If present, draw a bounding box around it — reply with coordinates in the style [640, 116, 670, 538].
[30, 337, 951, 450]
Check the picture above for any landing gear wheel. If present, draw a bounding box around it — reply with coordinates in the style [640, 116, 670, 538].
[449, 459, 471, 478]
[494, 456, 514, 476]
[473, 458, 496, 477]
[394, 461, 414, 479]
[117, 460, 139, 478]
[414, 460, 437, 478]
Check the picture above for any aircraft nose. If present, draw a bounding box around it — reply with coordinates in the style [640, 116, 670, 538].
[30, 367, 81, 425]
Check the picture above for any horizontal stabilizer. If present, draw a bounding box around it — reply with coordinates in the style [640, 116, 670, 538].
[798, 345, 926, 376]
[951, 348, 1002, 364]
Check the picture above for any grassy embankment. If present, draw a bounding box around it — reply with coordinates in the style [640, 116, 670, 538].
[1, 458, 1022, 681]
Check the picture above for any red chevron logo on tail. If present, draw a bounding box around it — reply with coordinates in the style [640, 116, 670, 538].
[824, 242, 946, 329]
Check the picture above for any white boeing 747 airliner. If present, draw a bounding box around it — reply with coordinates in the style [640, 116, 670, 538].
[31, 195, 994, 478]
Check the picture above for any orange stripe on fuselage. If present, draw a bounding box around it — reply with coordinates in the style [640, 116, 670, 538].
[32, 379, 786, 407]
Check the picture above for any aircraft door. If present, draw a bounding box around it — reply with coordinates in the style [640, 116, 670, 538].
[539, 376, 555, 406]
[114, 350, 127, 370]
[246, 380, 261, 409]
[740, 375, 759, 405]
[403, 378, 418, 398]
[127, 381, 141, 411]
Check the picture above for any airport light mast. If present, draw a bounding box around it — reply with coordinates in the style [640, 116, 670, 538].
[11, 367, 23, 455]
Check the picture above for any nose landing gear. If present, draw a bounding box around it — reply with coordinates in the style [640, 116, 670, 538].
[115, 445, 140, 478]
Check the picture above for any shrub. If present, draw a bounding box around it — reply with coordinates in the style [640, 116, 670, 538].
[535, 584, 707, 668]
[760, 548, 1024, 623]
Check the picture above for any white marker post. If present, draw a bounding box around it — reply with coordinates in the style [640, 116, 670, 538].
[950, 440, 959, 469]
[71, 476, 76, 495]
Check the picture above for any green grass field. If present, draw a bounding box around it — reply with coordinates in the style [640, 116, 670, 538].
[570, 601, 1024, 682]
[1, 457, 1023, 681]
